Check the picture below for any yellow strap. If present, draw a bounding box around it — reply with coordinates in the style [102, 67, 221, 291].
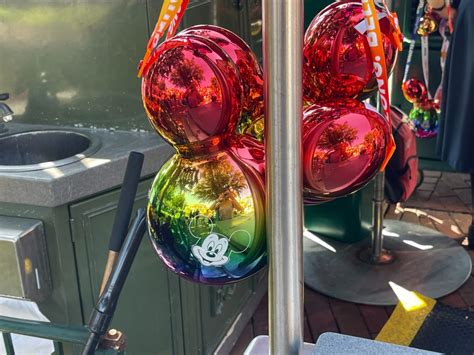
[376, 292, 436, 346]
[154, 0, 175, 37]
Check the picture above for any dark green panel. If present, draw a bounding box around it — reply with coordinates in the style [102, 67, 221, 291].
[181, 0, 241, 33]
[200, 280, 253, 354]
[69, 179, 182, 355]
[304, 0, 334, 29]
[393, 0, 415, 37]
[304, 182, 374, 243]
[179, 276, 254, 355]
[0, 0, 149, 131]
[243, 0, 263, 62]
[0, 204, 83, 325]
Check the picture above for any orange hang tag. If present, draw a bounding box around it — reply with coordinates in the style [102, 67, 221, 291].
[137, 0, 188, 78]
[388, 12, 404, 51]
[362, 0, 396, 171]
[167, 0, 189, 40]
[379, 0, 404, 51]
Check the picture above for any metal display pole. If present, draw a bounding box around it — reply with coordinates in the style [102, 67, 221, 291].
[263, 0, 304, 353]
[358, 171, 395, 266]
[370, 173, 388, 260]
[361, 98, 394, 265]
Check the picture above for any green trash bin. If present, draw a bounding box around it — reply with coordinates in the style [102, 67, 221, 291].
[304, 182, 373, 243]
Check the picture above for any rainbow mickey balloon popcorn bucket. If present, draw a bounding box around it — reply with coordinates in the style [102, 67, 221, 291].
[141, 28, 267, 285]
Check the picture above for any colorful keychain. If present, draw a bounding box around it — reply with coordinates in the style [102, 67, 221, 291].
[402, 0, 450, 138]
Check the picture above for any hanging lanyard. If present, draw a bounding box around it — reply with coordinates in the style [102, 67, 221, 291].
[421, 35, 431, 99]
[137, 0, 189, 78]
[420, 28, 448, 101]
[403, 0, 425, 83]
[435, 19, 450, 100]
[362, 0, 400, 170]
[378, 0, 403, 51]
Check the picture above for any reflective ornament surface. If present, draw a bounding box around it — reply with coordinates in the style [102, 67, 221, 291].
[417, 11, 440, 36]
[408, 99, 440, 138]
[303, 2, 398, 102]
[303, 194, 335, 206]
[147, 151, 266, 284]
[303, 99, 390, 200]
[142, 30, 267, 285]
[402, 78, 428, 104]
[178, 25, 264, 140]
[227, 135, 266, 177]
[142, 35, 243, 150]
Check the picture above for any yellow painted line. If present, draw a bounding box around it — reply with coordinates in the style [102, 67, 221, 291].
[376, 292, 436, 346]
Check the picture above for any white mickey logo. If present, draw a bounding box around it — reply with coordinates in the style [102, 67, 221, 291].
[192, 233, 229, 267]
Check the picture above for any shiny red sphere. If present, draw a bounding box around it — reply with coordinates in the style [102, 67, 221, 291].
[303, 99, 390, 200]
[303, 2, 398, 102]
[142, 35, 243, 153]
[178, 25, 264, 138]
[402, 78, 428, 104]
[227, 134, 266, 178]
[304, 194, 335, 206]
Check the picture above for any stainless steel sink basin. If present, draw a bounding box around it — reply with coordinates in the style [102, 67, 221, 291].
[0, 130, 101, 172]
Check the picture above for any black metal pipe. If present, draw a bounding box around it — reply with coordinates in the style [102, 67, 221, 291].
[108, 152, 144, 253]
[82, 209, 147, 355]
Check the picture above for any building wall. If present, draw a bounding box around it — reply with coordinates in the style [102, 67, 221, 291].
[0, 0, 263, 131]
[0, 0, 151, 130]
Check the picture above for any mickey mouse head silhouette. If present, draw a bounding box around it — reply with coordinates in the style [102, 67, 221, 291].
[192, 233, 229, 267]
[188, 214, 252, 268]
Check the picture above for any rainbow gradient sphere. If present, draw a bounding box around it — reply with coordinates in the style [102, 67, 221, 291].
[408, 100, 440, 139]
[147, 151, 266, 284]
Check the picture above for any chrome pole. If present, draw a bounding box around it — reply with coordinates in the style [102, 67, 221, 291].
[370, 172, 388, 259]
[359, 97, 394, 265]
[263, 1, 304, 354]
